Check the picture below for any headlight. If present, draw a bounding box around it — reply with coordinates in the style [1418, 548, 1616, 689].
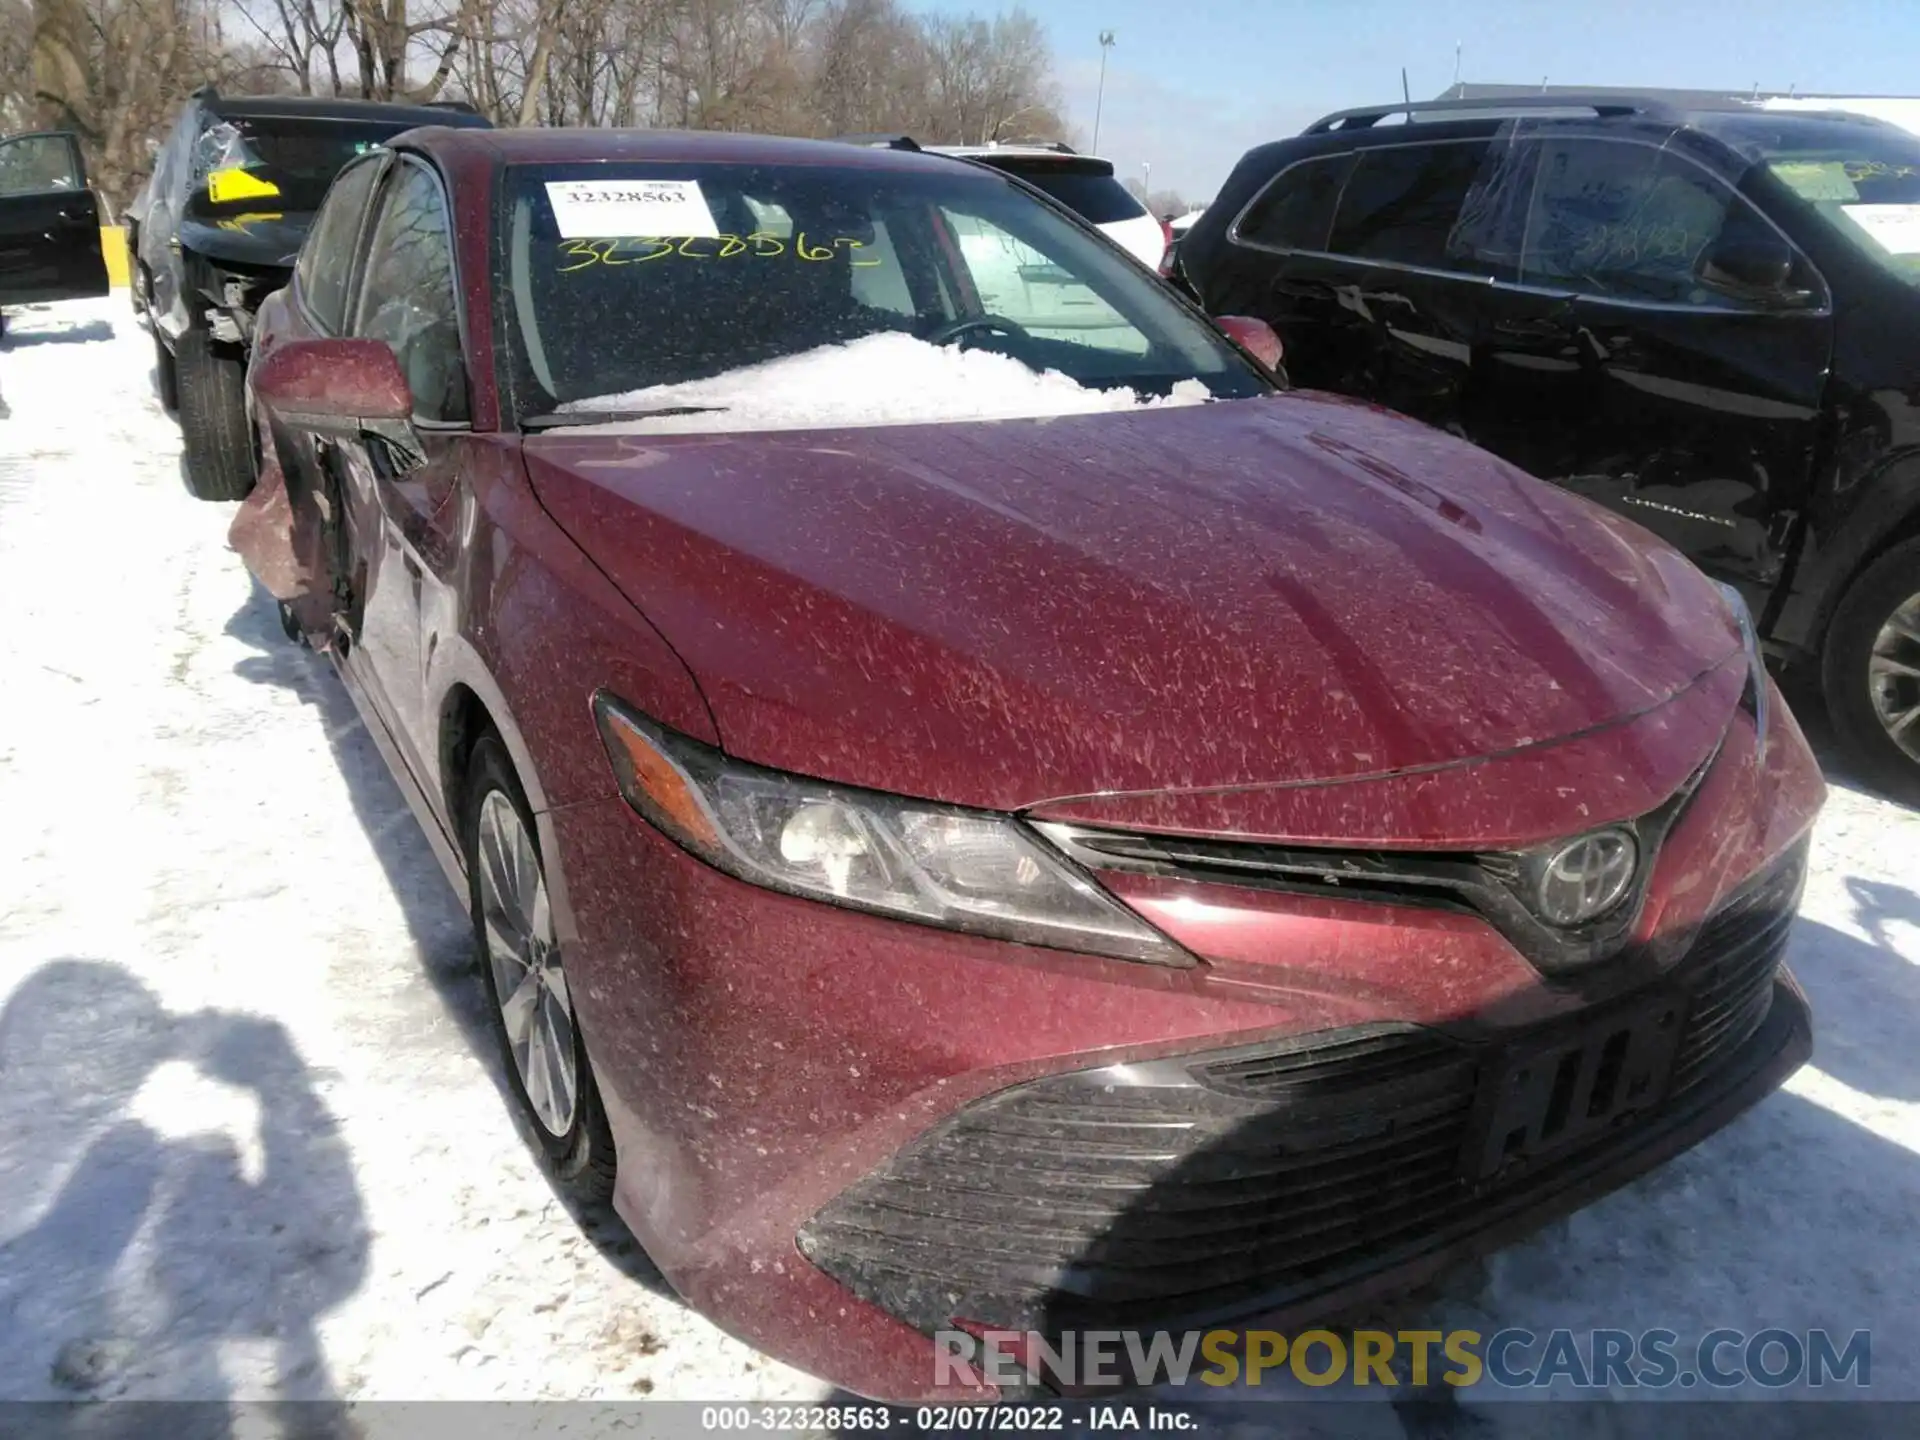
[591, 694, 1189, 967]
[1523, 827, 1639, 927]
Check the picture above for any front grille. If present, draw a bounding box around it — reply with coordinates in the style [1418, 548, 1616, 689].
[1197, 1027, 1468, 1100]
[798, 843, 1808, 1338]
[1672, 842, 1805, 1093]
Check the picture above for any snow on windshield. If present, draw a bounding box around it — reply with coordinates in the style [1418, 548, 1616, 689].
[556, 332, 1213, 433]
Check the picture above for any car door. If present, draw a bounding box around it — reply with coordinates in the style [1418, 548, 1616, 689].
[1234, 137, 1504, 433]
[333, 155, 472, 785]
[1493, 129, 1832, 607]
[0, 131, 109, 306]
[1219, 150, 1353, 382]
[250, 151, 389, 637]
[1444, 134, 1594, 484]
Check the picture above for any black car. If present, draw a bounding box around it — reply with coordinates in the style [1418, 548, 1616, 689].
[1177, 94, 1920, 795]
[135, 87, 489, 499]
[0, 129, 109, 336]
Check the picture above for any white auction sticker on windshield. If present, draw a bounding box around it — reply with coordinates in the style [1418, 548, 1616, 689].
[1843, 202, 1920, 256]
[545, 179, 720, 240]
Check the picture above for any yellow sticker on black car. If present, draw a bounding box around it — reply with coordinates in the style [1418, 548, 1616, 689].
[207, 168, 282, 204]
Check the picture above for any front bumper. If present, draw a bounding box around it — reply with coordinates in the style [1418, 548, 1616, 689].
[797, 846, 1810, 1358]
[546, 684, 1820, 1402]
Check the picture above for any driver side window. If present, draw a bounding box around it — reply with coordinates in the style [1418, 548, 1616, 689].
[0, 134, 83, 196]
[353, 159, 468, 423]
[296, 155, 383, 335]
[1519, 138, 1773, 308]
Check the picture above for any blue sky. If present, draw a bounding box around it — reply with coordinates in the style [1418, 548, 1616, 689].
[991, 0, 1920, 200]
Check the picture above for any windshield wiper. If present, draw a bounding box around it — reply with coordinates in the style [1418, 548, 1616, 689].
[521, 405, 728, 431]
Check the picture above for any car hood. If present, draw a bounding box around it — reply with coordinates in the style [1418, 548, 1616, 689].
[178, 211, 315, 269]
[523, 391, 1739, 819]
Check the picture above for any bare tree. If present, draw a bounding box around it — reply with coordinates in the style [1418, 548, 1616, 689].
[9, 0, 1067, 210]
[28, 0, 229, 207]
[920, 8, 1059, 143]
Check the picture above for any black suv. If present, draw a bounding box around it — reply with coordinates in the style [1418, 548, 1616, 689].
[134, 88, 489, 499]
[1177, 95, 1920, 794]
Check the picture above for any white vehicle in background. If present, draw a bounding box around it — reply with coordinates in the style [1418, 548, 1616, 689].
[835, 137, 1169, 270]
[925, 143, 1170, 271]
[836, 136, 1170, 353]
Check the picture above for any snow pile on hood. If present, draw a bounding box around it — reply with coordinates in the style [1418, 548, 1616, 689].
[558, 332, 1214, 433]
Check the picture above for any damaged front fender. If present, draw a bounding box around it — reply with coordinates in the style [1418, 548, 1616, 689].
[228, 413, 334, 644]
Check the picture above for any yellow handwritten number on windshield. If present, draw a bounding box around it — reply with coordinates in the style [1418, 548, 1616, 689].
[555, 234, 880, 271]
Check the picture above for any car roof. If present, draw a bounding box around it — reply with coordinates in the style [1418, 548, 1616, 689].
[1275, 95, 1920, 179]
[408, 126, 985, 173]
[1301, 92, 1914, 146]
[925, 142, 1094, 161]
[198, 91, 492, 128]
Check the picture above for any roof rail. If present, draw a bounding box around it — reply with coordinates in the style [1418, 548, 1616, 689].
[832, 133, 922, 151]
[424, 98, 483, 115]
[1303, 94, 1680, 134]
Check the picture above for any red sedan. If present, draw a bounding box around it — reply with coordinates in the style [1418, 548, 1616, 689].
[228, 126, 1822, 1401]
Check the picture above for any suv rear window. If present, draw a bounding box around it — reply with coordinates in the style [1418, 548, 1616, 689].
[1237, 153, 1352, 250]
[1328, 141, 1494, 272]
[188, 115, 414, 216]
[979, 159, 1149, 226]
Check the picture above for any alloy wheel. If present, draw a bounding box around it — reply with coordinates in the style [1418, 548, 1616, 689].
[475, 790, 578, 1137]
[1869, 591, 1920, 764]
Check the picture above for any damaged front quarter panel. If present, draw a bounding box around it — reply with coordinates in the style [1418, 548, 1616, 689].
[228, 294, 335, 642]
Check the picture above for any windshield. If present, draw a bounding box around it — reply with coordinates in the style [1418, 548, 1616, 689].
[1761, 130, 1920, 288]
[186, 115, 411, 216]
[498, 160, 1266, 430]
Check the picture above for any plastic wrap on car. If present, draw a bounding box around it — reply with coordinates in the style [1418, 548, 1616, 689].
[1447, 122, 1532, 275]
[192, 121, 252, 184]
[1444, 116, 1722, 284]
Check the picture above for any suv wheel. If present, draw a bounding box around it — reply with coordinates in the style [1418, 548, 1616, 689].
[463, 735, 617, 1204]
[1823, 534, 1920, 800]
[175, 328, 254, 500]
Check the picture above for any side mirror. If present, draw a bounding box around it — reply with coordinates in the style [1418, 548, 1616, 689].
[1698, 231, 1796, 298]
[252, 336, 423, 466]
[253, 336, 412, 422]
[1215, 314, 1284, 371]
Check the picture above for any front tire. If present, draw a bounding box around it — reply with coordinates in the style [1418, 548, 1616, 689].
[1823, 534, 1920, 800]
[175, 328, 254, 500]
[463, 735, 617, 1204]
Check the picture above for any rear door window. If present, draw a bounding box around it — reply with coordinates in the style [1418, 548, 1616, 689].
[1328, 141, 1494, 273]
[1236, 153, 1353, 251]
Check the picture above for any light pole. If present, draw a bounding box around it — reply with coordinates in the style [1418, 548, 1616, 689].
[1093, 31, 1116, 152]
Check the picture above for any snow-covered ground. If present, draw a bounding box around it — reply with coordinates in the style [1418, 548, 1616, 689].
[2, 298, 1918, 1429]
[0, 298, 828, 1410]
